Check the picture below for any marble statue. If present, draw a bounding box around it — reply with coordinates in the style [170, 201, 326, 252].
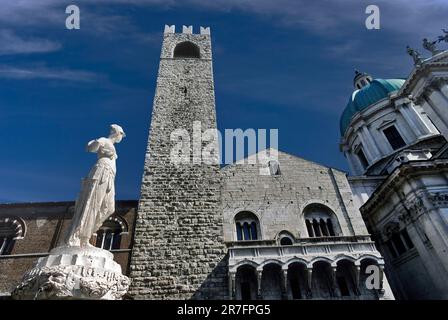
[66, 124, 125, 247]
[12, 124, 130, 300]
[406, 46, 423, 65]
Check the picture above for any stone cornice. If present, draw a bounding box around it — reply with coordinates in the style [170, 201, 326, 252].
[360, 159, 448, 216]
[400, 63, 448, 103]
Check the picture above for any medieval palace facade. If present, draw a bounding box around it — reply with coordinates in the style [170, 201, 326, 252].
[1, 25, 448, 300]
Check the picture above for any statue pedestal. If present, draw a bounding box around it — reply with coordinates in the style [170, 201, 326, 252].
[12, 246, 130, 300]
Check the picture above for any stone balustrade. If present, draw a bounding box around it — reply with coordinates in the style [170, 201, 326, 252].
[227, 236, 382, 272]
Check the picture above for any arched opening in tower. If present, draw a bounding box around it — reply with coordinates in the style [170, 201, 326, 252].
[173, 41, 200, 58]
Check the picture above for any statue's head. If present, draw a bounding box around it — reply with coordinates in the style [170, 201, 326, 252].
[109, 124, 126, 143]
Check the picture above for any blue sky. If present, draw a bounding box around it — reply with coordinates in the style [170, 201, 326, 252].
[1, 0, 447, 202]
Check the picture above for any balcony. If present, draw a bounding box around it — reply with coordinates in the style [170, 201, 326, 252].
[227, 235, 382, 272]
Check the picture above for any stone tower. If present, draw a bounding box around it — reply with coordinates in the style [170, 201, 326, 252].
[128, 25, 228, 299]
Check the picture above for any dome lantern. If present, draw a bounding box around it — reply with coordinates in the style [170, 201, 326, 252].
[353, 69, 373, 89]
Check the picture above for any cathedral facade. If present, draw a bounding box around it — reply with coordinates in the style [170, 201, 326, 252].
[1, 25, 448, 300]
[340, 50, 448, 299]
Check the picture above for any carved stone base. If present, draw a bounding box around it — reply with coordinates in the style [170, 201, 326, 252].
[11, 246, 130, 300]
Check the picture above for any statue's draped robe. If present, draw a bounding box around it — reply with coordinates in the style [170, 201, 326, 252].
[66, 137, 117, 246]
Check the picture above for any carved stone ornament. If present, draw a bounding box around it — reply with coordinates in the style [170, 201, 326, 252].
[397, 209, 413, 224]
[12, 246, 130, 300]
[428, 192, 448, 207]
[382, 221, 400, 238]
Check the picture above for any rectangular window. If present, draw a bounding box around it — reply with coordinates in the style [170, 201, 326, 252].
[356, 147, 369, 169]
[392, 233, 406, 255]
[386, 240, 398, 258]
[401, 229, 414, 249]
[383, 126, 406, 150]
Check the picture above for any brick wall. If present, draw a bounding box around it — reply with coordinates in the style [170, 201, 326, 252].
[0, 200, 137, 296]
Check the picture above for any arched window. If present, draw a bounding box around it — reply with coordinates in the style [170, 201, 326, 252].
[94, 216, 128, 250]
[280, 237, 293, 246]
[303, 204, 341, 238]
[235, 211, 260, 241]
[0, 217, 25, 255]
[173, 41, 200, 58]
[278, 231, 295, 246]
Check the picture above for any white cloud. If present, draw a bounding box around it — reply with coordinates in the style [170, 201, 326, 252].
[0, 30, 61, 55]
[0, 65, 101, 82]
[2, 1, 447, 46]
[2, 0, 447, 35]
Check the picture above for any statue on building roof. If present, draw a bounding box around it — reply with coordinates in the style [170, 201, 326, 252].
[422, 38, 441, 56]
[438, 29, 448, 43]
[406, 45, 423, 66]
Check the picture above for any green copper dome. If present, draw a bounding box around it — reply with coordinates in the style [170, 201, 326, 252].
[340, 78, 405, 135]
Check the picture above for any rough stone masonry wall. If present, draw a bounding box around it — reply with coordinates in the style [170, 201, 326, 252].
[128, 31, 228, 299]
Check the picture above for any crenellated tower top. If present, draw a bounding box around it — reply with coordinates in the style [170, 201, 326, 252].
[163, 24, 211, 35]
[160, 25, 212, 60]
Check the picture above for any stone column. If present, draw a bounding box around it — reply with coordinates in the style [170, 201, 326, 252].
[407, 102, 434, 134]
[362, 126, 381, 161]
[321, 221, 330, 237]
[307, 220, 315, 237]
[421, 196, 448, 264]
[420, 90, 448, 139]
[353, 264, 361, 296]
[439, 80, 448, 99]
[357, 131, 375, 164]
[0, 237, 7, 254]
[330, 266, 338, 298]
[398, 103, 426, 137]
[281, 269, 288, 300]
[306, 267, 313, 299]
[378, 265, 384, 291]
[343, 150, 357, 175]
[256, 269, 263, 300]
[228, 271, 236, 300]
[403, 221, 448, 297]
